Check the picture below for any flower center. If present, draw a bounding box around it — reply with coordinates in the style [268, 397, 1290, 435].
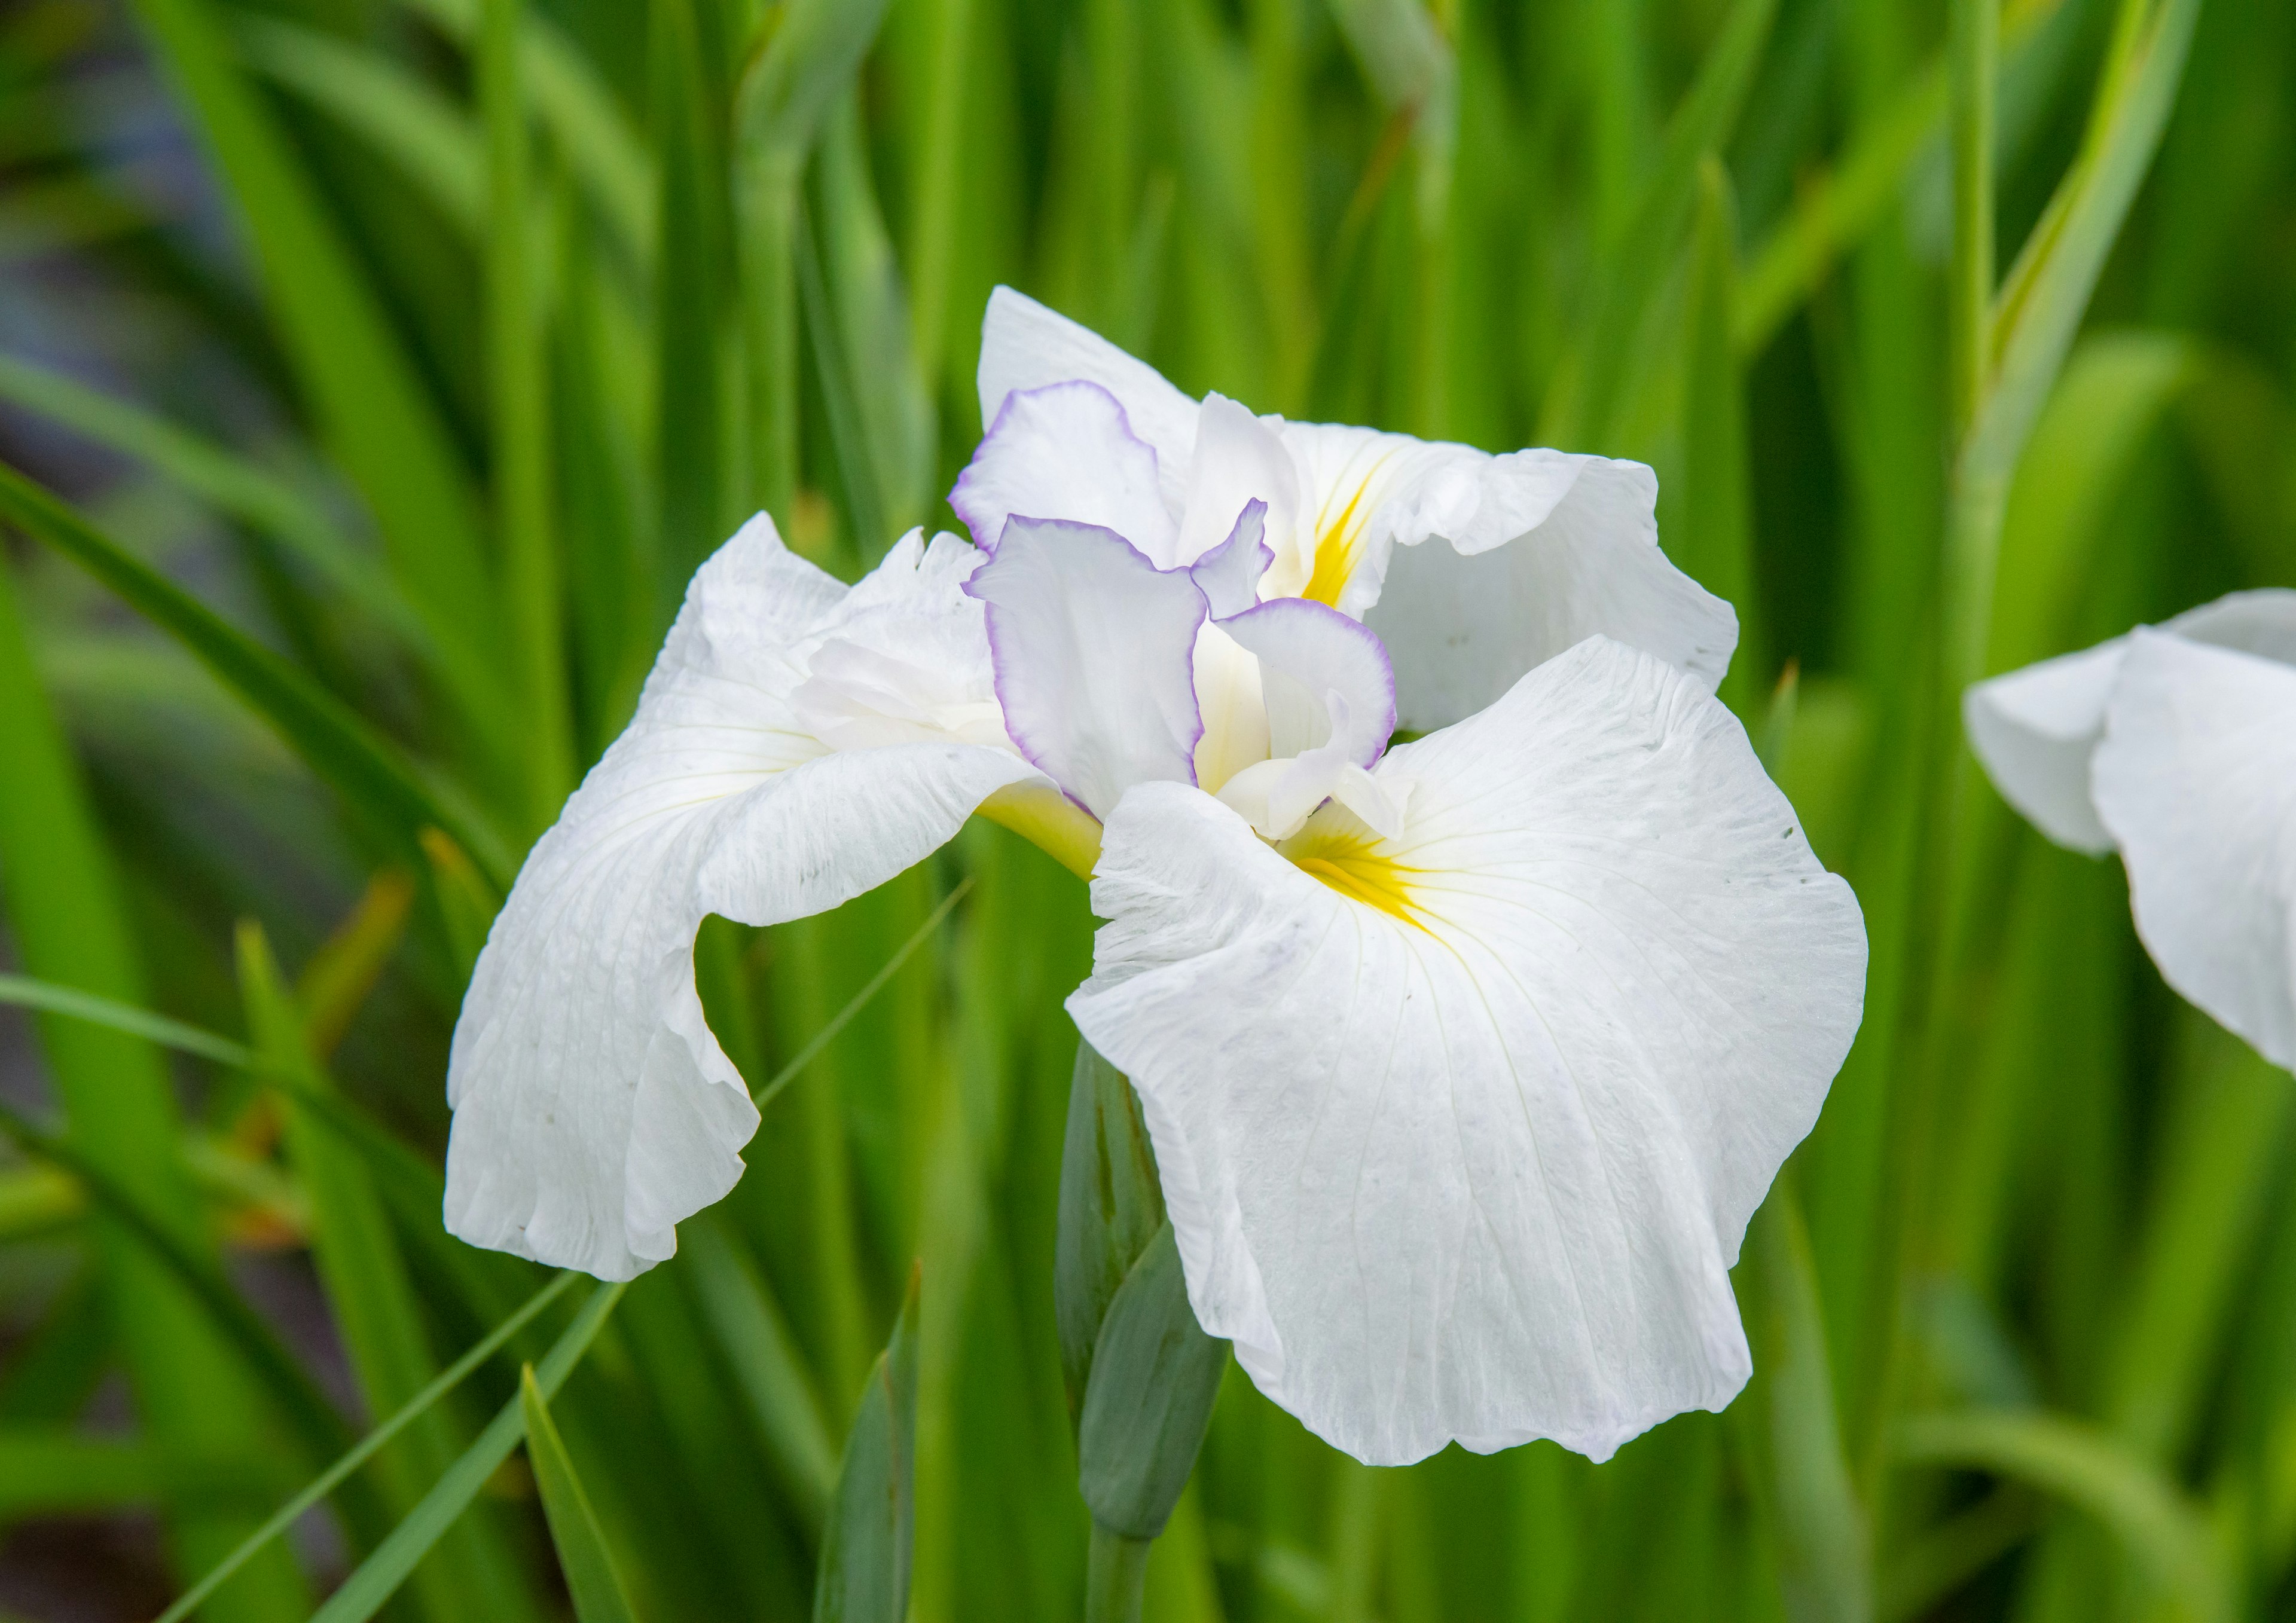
[1281, 823, 1424, 926]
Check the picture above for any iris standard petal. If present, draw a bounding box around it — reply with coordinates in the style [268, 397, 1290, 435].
[445, 519, 1039, 1281]
[1068, 636, 1866, 1466]
[964, 515, 1207, 818]
[1187, 499, 1274, 619]
[2092, 629, 2296, 1069]
[1176, 395, 1300, 569]
[1359, 450, 1738, 731]
[949, 380, 1177, 560]
[978, 285, 1199, 515]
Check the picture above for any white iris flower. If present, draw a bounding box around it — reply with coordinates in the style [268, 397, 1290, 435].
[1967, 589, 2296, 1069]
[444, 287, 1868, 1467]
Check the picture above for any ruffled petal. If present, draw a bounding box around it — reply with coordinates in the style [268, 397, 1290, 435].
[949, 380, 1177, 560]
[1964, 590, 2296, 857]
[1176, 395, 1301, 570]
[1069, 636, 1867, 1466]
[2093, 629, 2296, 1069]
[977, 285, 1199, 516]
[1188, 499, 1274, 619]
[445, 519, 1038, 1280]
[1217, 596, 1396, 765]
[1356, 450, 1738, 730]
[964, 515, 1207, 818]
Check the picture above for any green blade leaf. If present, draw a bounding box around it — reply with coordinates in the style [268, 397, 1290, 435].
[682, 1219, 838, 1526]
[310, 1280, 626, 1623]
[813, 1266, 920, 1623]
[0, 462, 514, 889]
[521, 1365, 644, 1623]
[1055, 1040, 1167, 1427]
[1076, 1224, 1229, 1543]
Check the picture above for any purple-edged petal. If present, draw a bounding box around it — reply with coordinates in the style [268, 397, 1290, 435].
[1219, 597, 1397, 765]
[445, 521, 1037, 1280]
[2093, 629, 2296, 1069]
[977, 286, 1199, 516]
[1069, 637, 1867, 1466]
[964, 516, 1207, 818]
[1189, 499, 1273, 619]
[949, 380, 1177, 559]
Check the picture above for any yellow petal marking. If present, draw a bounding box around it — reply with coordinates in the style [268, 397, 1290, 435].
[1282, 823, 1425, 928]
[1301, 453, 1397, 607]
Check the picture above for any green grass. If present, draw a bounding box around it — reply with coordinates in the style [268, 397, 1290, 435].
[1, 0, 2293, 1617]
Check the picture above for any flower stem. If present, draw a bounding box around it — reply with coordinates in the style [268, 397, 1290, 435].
[1085, 1523, 1152, 1623]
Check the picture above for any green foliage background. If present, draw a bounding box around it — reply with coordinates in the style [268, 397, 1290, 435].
[0, 0, 2291, 1617]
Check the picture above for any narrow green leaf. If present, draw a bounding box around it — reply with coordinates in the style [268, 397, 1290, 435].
[0, 970, 252, 1066]
[234, 14, 484, 234]
[682, 1219, 838, 1525]
[813, 1266, 920, 1623]
[521, 1365, 643, 1623]
[1896, 1410, 2232, 1623]
[1543, 0, 1778, 450]
[0, 548, 310, 1619]
[154, 1274, 579, 1623]
[124, 0, 500, 694]
[1678, 154, 1760, 720]
[0, 353, 435, 664]
[1076, 1224, 1229, 1543]
[239, 922, 540, 1623]
[1055, 1040, 1166, 1425]
[0, 1429, 165, 1518]
[309, 1280, 627, 1623]
[0, 464, 514, 889]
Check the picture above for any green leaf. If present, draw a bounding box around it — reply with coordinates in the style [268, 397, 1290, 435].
[0, 463, 514, 889]
[123, 0, 500, 705]
[234, 14, 484, 235]
[239, 922, 541, 1623]
[310, 1280, 626, 1623]
[154, 1274, 579, 1623]
[0, 1429, 165, 1518]
[1076, 1224, 1229, 1543]
[812, 1266, 920, 1623]
[0, 541, 311, 1619]
[0, 970, 251, 1066]
[682, 1218, 838, 1526]
[1677, 154, 1759, 720]
[1896, 1409, 2233, 1623]
[1055, 1039, 1167, 1426]
[522, 1365, 644, 1623]
[1543, 0, 1778, 450]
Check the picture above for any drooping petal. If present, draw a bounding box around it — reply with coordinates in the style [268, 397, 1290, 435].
[1964, 640, 2129, 854]
[977, 285, 1199, 516]
[1354, 449, 1738, 730]
[445, 518, 1038, 1281]
[949, 380, 1177, 560]
[1964, 590, 2296, 857]
[1176, 395, 1300, 569]
[963, 515, 1207, 818]
[1188, 498, 1273, 619]
[2092, 629, 2296, 1069]
[1070, 636, 1867, 1466]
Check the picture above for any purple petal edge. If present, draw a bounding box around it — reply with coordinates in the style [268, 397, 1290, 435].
[1216, 595, 1399, 767]
[949, 378, 1167, 555]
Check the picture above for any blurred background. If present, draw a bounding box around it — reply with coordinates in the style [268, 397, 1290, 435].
[0, 0, 2291, 1617]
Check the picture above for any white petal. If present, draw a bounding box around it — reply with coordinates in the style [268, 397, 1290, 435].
[445, 518, 1037, 1280]
[1217, 596, 1396, 764]
[1187, 499, 1274, 619]
[1070, 637, 1867, 1466]
[1176, 396, 1302, 570]
[1355, 449, 1738, 730]
[1964, 590, 2296, 857]
[1964, 640, 2129, 854]
[963, 515, 1206, 818]
[2093, 629, 2296, 1069]
[948, 381, 1177, 561]
[977, 285, 1199, 516]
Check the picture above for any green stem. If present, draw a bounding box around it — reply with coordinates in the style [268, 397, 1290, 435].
[1085, 1523, 1152, 1623]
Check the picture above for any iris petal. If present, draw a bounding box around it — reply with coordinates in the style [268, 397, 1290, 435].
[1069, 636, 1866, 1465]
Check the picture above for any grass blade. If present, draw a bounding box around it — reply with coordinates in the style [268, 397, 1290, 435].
[309, 1280, 626, 1623]
[521, 1365, 644, 1623]
[153, 1274, 580, 1623]
[0, 462, 514, 888]
[813, 1267, 920, 1623]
